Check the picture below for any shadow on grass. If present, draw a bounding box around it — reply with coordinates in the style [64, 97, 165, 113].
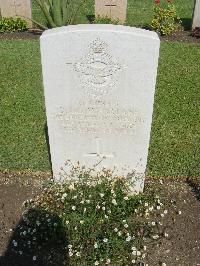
[44, 122, 52, 172]
[0, 208, 68, 266]
[181, 18, 192, 31]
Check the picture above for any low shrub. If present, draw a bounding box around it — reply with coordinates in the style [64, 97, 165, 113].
[14, 162, 176, 265]
[93, 16, 120, 25]
[151, 0, 182, 36]
[0, 17, 27, 33]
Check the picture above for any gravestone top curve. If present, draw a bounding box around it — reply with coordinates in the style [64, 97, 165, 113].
[41, 24, 159, 40]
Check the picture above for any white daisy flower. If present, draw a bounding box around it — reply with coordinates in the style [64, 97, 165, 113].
[112, 199, 117, 205]
[131, 246, 136, 251]
[126, 236, 131, 242]
[136, 251, 141, 256]
[164, 232, 169, 238]
[152, 235, 159, 239]
[62, 193, 67, 198]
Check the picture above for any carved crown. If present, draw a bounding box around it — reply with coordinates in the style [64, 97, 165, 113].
[90, 38, 107, 54]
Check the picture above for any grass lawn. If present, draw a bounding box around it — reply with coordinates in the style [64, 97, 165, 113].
[32, 0, 195, 28]
[0, 40, 199, 177]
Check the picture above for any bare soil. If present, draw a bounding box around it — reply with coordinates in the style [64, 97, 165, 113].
[0, 30, 200, 44]
[0, 172, 199, 266]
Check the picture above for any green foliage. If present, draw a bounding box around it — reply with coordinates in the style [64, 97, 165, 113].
[151, 0, 182, 35]
[31, 0, 195, 29]
[34, 0, 87, 28]
[19, 163, 170, 265]
[0, 17, 27, 33]
[93, 16, 120, 25]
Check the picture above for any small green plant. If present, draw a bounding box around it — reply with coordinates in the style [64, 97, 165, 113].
[0, 17, 27, 33]
[93, 15, 120, 25]
[13, 161, 176, 265]
[151, 0, 182, 35]
[34, 0, 87, 29]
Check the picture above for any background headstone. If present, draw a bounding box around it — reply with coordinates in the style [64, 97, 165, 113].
[95, 0, 127, 24]
[0, 0, 32, 27]
[192, 0, 200, 29]
[40, 25, 160, 193]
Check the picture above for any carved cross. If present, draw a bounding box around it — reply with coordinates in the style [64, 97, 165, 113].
[84, 138, 114, 159]
[105, 1, 117, 18]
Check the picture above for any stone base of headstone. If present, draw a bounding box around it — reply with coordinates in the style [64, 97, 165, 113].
[0, 0, 32, 28]
[192, 0, 200, 29]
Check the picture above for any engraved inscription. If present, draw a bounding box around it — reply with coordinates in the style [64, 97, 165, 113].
[67, 38, 124, 98]
[56, 100, 145, 135]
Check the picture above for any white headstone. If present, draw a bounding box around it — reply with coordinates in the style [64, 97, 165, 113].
[40, 25, 160, 193]
[192, 0, 200, 29]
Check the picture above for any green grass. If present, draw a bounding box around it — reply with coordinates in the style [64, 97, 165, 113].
[0, 40, 50, 171]
[0, 40, 199, 176]
[147, 42, 200, 177]
[32, 0, 195, 28]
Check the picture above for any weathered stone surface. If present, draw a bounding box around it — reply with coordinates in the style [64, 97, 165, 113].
[95, 0, 127, 23]
[40, 25, 160, 193]
[0, 0, 32, 27]
[192, 0, 200, 29]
